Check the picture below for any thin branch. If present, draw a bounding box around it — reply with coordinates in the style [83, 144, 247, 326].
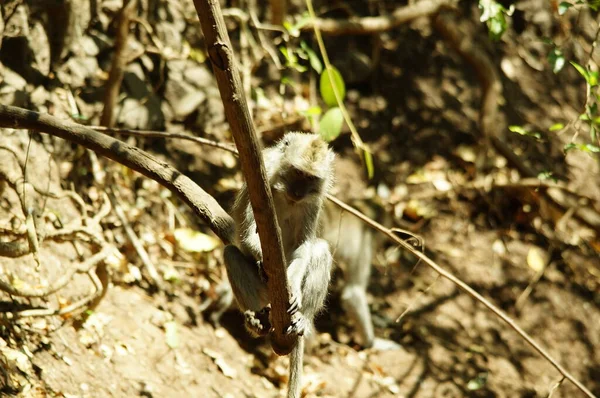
[192, 0, 295, 355]
[0, 105, 235, 244]
[101, 0, 137, 127]
[109, 188, 164, 289]
[0, 246, 112, 298]
[89, 125, 237, 153]
[300, 0, 453, 36]
[327, 195, 596, 398]
[47, 120, 595, 397]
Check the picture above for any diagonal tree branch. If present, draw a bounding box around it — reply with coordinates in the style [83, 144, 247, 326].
[0, 105, 235, 245]
[192, 0, 295, 355]
[300, 0, 453, 36]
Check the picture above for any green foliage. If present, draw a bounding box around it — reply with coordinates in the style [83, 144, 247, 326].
[478, 0, 514, 40]
[548, 48, 565, 73]
[549, 123, 564, 131]
[319, 66, 346, 107]
[558, 1, 574, 14]
[280, 46, 307, 72]
[558, 0, 600, 12]
[509, 125, 543, 141]
[564, 143, 600, 153]
[570, 61, 599, 87]
[537, 171, 557, 182]
[300, 41, 323, 74]
[319, 107, 344, 142]
[283, 13, 311, 37]
[466, 372, 488, 391]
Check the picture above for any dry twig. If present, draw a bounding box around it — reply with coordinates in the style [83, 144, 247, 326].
[0, 105, 235, 244]
[300, 0, 453, 36]
[192, 0, 295, 355]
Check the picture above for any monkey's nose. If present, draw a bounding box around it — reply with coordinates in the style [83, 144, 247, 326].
[286, 190, 304, 202]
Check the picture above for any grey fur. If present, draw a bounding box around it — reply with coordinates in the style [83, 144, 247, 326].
[222, 132, 335, 397]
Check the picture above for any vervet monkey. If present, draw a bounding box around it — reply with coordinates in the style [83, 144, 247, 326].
[223, 132, 335, 398]
[209, 140, 399, 351]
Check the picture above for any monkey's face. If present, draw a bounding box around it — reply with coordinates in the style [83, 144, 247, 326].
[268, 132, 335, 204]
[281, 167, 323, 203]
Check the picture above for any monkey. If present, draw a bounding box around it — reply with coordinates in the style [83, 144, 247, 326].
[223, 132, 335, 398]
[320, 199, 401, 351]
[206, 140, 400, 351]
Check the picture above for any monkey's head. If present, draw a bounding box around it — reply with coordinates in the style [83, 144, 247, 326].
[266, 132, 335, 204]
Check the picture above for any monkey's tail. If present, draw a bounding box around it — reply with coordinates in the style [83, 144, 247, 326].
[287, 336, 304, 398]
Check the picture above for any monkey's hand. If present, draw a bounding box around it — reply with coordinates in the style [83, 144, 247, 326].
[286, 312, 310, 336]
[285, 294, 309, 336]
[244, 305, 272, 337]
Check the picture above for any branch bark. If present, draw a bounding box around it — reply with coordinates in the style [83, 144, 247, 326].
[300, 0, 452, 36]
[101, 0, 136, 127]
[0, 105, 234, 244]
[192, 0, 295, 355]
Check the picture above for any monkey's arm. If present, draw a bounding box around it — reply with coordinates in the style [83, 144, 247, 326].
[234, 187, 263, 262]
[285, 238, 332, 336]
[223, 244, 271, 336]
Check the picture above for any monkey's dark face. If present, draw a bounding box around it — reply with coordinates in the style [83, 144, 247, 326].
[282, 167, 323, 203]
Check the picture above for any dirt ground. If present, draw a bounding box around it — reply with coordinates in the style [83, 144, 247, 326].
[1, 0, 599, 397]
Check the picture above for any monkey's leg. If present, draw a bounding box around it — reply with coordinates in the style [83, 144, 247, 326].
[286, 239, 332, 336]
[338, 228, 376, 348]
[340, 230, 401, 350]
[223, 245, 271, 336]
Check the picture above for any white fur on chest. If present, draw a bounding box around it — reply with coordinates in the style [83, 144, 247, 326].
[273, 194, 309, 261]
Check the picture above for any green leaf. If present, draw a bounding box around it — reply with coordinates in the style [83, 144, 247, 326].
[319, 66, 346, 107]
[487, 15, 507, 40]
[570, 61, 591, 84]
[537, 171, 557, 182]
[549, 123, 564, 131]
[509, 125, 542, 140]
[283, 21, 300, 38]
[585, 143, 600, 152]
[364, 150, 374, 179]
[319, 107, 344, 141]
[466, 373, 488, 391]
[280, 76, 298, 88]
[588, 0, 600, 11]
[478, 0, 511, 40]
[300, 106, 322, 116]
[564, 142, 600, 153]
[300, 41, 323, 74]
[589, 71, 599, 86]
[548, 48, 565, 73]
[479, 0, 501, 22]
[558, 1, 573, 14]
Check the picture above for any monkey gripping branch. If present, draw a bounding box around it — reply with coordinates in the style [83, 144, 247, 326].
[191, 0, 298, 355]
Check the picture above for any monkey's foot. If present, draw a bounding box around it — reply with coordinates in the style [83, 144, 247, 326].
[244, 306, 272, 337]
[287, 292, 302, 316]
[285, 312, 309, 336]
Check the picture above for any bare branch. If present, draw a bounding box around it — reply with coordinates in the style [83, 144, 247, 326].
[300, 0, 453, 36]
[136, 130, 595, 397]
[327, 195, 596, 398]
[0, 105, 235, 244]
[192, 0, 295, 355]
[101, 0, 137, 127]
[0, 245, 113, 298]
